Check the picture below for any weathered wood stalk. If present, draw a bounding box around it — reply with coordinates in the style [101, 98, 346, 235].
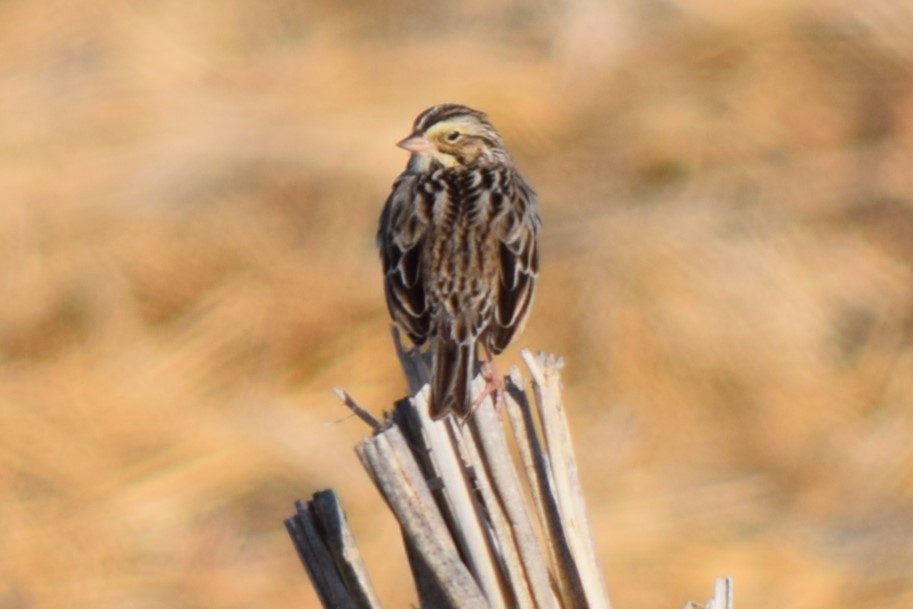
[286, 338, 733, 609]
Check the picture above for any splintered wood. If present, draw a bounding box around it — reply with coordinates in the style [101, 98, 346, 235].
[285, 348, 734, 609]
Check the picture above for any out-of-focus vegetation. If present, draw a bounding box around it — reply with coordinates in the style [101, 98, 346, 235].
[2, 1, 912, 607]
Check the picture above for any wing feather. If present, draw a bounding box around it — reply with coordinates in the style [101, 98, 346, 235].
[378, 177, 431, 345]
[490, 177, 540, 354]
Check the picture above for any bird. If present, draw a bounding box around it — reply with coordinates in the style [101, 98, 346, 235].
[377, 103, 540, 419]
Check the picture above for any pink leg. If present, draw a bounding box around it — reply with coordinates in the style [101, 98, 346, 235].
[469, 344, 505, 415]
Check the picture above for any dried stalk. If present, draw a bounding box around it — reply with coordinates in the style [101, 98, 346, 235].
[286, 346, 734, 609]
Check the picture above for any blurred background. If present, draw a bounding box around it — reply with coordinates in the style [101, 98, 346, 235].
[2, 0, 913, 607]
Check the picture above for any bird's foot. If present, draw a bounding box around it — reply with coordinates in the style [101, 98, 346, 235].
[470, 360, 505, 414]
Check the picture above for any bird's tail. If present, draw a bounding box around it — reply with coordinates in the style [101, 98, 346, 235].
[430, 337, 475, 420]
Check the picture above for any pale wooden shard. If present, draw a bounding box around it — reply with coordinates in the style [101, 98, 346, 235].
[287, 346, 734, 609]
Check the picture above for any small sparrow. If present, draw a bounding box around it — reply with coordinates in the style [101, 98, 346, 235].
[377, 104, 540, 419]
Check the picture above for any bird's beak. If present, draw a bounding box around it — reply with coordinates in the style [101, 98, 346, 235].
[397, 134, 433, 153]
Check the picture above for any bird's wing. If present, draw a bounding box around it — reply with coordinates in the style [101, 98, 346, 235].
[490, 175, 540, 354]
[377, 175, 431, 345]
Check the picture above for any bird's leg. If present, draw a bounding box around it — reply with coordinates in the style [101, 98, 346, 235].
[470, 343, 505, 413]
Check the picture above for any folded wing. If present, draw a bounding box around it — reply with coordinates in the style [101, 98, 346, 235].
[378, 179, 431, 345]
[490, 182, 540, 354]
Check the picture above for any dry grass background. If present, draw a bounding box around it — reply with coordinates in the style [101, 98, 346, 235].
[2, 0, 913, 607]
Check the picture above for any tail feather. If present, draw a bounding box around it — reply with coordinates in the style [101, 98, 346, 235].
[430, 339, 475, 419]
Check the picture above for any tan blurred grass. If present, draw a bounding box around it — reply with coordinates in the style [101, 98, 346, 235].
[2, 0, 913, 607]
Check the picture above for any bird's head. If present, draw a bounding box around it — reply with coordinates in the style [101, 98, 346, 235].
[398, 104, 511, 170]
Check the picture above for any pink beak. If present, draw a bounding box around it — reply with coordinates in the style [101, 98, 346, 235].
[397, 134, 433, 153]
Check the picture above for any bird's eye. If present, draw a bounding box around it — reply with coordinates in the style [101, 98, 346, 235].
[445, 131, 461, 142]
